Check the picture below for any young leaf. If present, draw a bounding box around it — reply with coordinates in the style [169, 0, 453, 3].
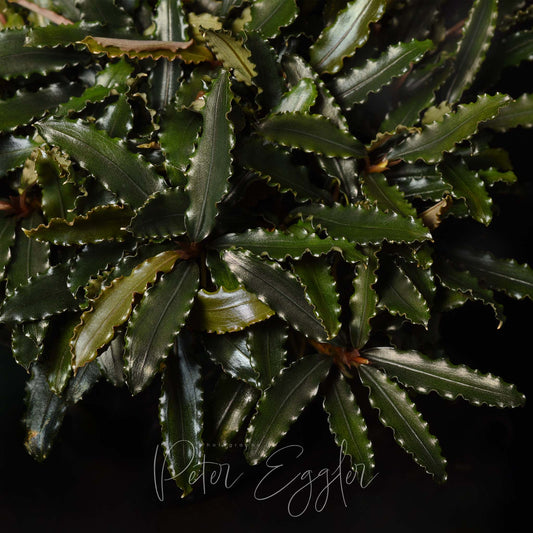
[359, 364, 447, 482]
[193, 286, 274, 334]
[363, 347, 526, 407]
[245, 0, 298, 39]
[159, 335, 204, 497]
[223, 250, 329, 342]
[323, 373, 375, 485]
[309, 0, 388, 74]
[37, 119, 165, 208]
[256, 113, 366, 158]
[245, 353, 332, 464]
[272, 79, 318, 114]
[185, 71, 234, 242]
[71, 250, 181, 370]
[387, 94, 510, 163]
[330, 39, 433, 109]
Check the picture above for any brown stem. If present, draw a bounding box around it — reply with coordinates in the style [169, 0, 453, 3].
[0, 11, 7, 26]
[445, 19, 465, 39]
[7, 0, 74, 25]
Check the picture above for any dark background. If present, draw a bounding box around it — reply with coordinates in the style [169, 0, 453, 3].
[1, 62, 533, 533]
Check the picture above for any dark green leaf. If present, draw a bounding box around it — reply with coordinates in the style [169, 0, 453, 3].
[95, 94, 133, 139]
[245, 0, 298, 39]
[362, 173, 417, 218]
[0, 216, 17, 280]
[484, 93, 533, 131]
[77, 0, 133, 28]
[245, 353, 332, 464]
[64, 360, 101, 404]
[0, 136, 39, 176]
[272, 79, 317, 114]
[12, 322, 47, 371]
[363, 347, 525, 407]
[97, 333, 126, 387]
[386, 163, 450, 200]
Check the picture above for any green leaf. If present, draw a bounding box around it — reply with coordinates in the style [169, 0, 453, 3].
[0, 216, 17, 280]
[193, 286, 274, 334]
[129, 189, 188, 241]
[95, 94, 133, 139]
[319, 156, 359, 203]
[203, 331, 259, 386]
[246, 319, 287, 389]
[0, 83, 82, 131]
[309, 0, 388, 74]
[23, 364, 67, 462]
[245, 0, 298, 39]
[125, 261, 200, 394]
[443, 0, 498, 103]
[498, 29, 533, 69]
[205, 374, 260, 450]
[12, 322, 48, 371]
[484, 93, 533, 131]
[71, 249, 181, 370]
[331, 39, 433, 109]
[323, 373, 375, 485]
[245, 353, 331, 464]
[387, 94, 510, 163]
[24, 22, 105, 48]
[223, 250, 329, 342]
[95, 57, 135, 90]
[363, 347, 525, 407]
[204, 30, 257, 85]
[159, 335, 204, 496]
[0, 29, 88, 80]
[359, 364, 447, 481]
[185, 71, 234, 242]
[445, 248, 533, 300]
[350, 250, 379, 349]
[295, 204, 431, 245]
[272, 79, 317, 114]
[386, 162, 450, 200]
[362, 173, 417, 218]
[0, 135, 39, 176]
[77, 0, 133, 28]
[377, 261, 430, 326]
[439, 156, 492, 226]
[37, 119, 165, 208]
[64, 359, 101, 404]
[213, 223, 365, 263]
[293, 256, 341, 339]
[24, 204, 133, 245]
[256, 113, 366, 158]
[97, 333, 126, 387]
[0, 264, 78, 323]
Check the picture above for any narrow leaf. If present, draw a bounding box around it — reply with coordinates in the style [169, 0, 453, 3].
[362, 173, 417, 218]
[97, 333, 126, 387]
[0, 216, 17, 279]
[484, 93, 533, 131]
[272, 79, 317, 114]
[245, 0, 298, 39]
[0, 136, 39, 176]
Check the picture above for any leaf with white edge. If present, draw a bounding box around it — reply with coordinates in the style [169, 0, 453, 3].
[71, 249, 181, 370]
[498, 29, 533, 69]
[443, 0, 498, 103]
[359, 364, 447, 481]
[24, 22, 105, 48]
[206, 250, 240, 290]
[193, 286, 274, 334]
[129, 189, 188, 241]
[95, 57, 134, 90]
[77, 0, 133, 28]
[245, 353, 332, 464]
[295, 204, 431, 245]
[159, 336, 204, 497]
[97, 333, 126, 387]
[330, 39, 433, 109]
[387, 94, 511, 163]
[293, 256, 341, 340]
[203, 331, 259, 386]
[5, 212, 50, 293]
[362, 173, 417, 218]
[37, 119, 165, 208]
[377, 261, 430, 326]
[0, 29, 88, 80]
[185, 71, 234, 242]
[350, 250, 379, 350]
[0, 264, 78, 323]
[246, 319, 287, 389]
[323, 373, 375, 485]
[396, 257, 437, 307]
[256, 113, 366, 158]
[57, 85, 115, 118]
[12, 323, 47, 371]
[439, 156, 492, 226]
[0, 216, 17, 280]
[125, 261, 199, 395]
[205, 374, 260, 450]
[309, 0, 388, 74]
[213, 223, 365, 263]
[386, 162, 450, 200]
[24, 204, 133, 245]
[445, 248, 533, 300]
[272, 79, 317, 114]
[363, 347, 525, 407]
[204, 30, 257, 85]
[223, 250, 329, 342]
[0, 136, 39, 176]
[23, 363, 67, 462]
[484, 93, 533, 131]
[245, 0, 298, 39]
[237, 138, 328, 202]
[64, 359, 101, 404]
[0, 83, 82, 131]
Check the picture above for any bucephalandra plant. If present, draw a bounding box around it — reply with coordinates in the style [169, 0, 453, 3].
[0, 0, 532, 495]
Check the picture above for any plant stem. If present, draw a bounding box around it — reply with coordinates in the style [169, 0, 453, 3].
[7, 0, 74, 25]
